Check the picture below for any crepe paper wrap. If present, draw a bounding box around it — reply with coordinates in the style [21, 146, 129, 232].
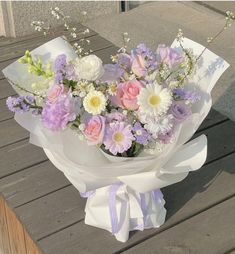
[83, 183, 166, 242]
[2, 37, 229, 242]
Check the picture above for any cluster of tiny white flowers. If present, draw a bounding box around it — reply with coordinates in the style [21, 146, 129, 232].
[225, 11, 235, 28]
[176, 28, 184, 43]
[118, 32, 131, 53]
[31, 21, 50, 35]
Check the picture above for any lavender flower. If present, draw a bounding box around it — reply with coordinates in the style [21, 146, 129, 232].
[6, 95, 35, 113]
[54, 54, 67, 84]
[103, 122, 134, 155]
[41, 94, 77, 131]
[170, 101, 192, 122]
[132, 122, 150, 145]
[54, 54, 67, 72]
[173, 88, 200, 103]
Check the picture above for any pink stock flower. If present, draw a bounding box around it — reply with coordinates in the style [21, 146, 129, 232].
[111, 79, 143, 110]
[131, 54, 147, 77]
[47, 84, 64, 104]
[83, 115, 106, 145]
[157, 44, 183, 68]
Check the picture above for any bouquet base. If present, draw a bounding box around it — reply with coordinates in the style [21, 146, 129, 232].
[83, 183, 166, 242]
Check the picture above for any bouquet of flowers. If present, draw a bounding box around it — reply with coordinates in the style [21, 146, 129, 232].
[3, 8, 234, 242]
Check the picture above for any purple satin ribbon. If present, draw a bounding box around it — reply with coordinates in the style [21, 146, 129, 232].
[109, 182, 123, 234]
[80, 190, 95, 198]
[81, 184, 162, 236]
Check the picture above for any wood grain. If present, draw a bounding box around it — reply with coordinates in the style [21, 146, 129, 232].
[123, 197, 235, 254]
[0, 139, 46, 179]
[0, 161, 69, 209]
[0, 197, 11, 254]
[5, 201, 27, 254]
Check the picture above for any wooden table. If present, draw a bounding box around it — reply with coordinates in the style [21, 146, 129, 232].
[0, 25, 235, 254]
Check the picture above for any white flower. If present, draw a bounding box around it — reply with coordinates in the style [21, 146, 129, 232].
[137, 82, 172, 116]
[74, 55, 104, 81]
[83, 90, 106, 115]
[139, 113, 173, 139]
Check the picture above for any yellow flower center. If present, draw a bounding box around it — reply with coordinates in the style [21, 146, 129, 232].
[148, 94, 161, 107]
[89, 96, 101, 108]
[113, 132, 124, 142]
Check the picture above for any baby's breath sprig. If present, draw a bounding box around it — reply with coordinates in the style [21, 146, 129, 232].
[197, 10, 235, 61]
[31, 21, 50, 36]
[19, 50, 53, 79]
[118, 32, 131, 53]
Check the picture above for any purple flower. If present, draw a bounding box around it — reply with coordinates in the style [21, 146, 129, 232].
[117, 53, 131, 70]
[6, 95, 35, 113]
[170, 101, 191, 122]
[132, 122, 150, 145]
[156, 44, 183, 68]
[106, 111, 126, 123]
[134, 43, 154, 57]
[64, 63, 78, 80]
[101, 64, 124, 82]
[54, 54, 67, 84]
[131, 44, 157, 77]
[41, 94, 77, 131]
[158, 128, 174, 144]
[54, 54, 67, 72]
[173, 88, 200, 103]
[103, 122, 134, 155]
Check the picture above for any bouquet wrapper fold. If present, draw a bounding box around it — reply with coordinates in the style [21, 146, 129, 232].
[2, 37, 229, 242]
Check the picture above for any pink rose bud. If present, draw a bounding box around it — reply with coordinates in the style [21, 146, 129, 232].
[83, 115, 106, 145]
[47, 84, 64, 104]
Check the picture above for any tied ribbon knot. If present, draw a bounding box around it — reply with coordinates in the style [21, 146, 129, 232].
[80, 183, 163, 235]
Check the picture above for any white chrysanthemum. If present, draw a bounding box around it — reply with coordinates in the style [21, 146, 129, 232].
[137, 82, 172, 116]
[139, 113, 173, 139]
[83, 90, 106, 115]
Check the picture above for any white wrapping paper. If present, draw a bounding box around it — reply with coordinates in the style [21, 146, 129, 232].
[2, 37, 229, 242]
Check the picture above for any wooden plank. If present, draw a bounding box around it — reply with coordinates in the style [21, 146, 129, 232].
[15, 186, 86, 241]
[195, 120, 235, 163]
[0, 119, 28, 148]
[31, 152, 233, 253]
[0, 161, 70, 208]
[0, 33, 110, 63]
[5, 200, 27, 254]
[0, 197, 11, 254]
[197, 108, 227, 131]
[123, 197, 235, 254]
[0, 79, 15, 100]
[0, 99, 13, 122]
[0, 23, 87, 48]
[0, 139, 46, 179]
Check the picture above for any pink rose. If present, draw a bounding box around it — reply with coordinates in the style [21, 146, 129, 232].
[111, 79, 143, 110]
[131, 54, 147, 77]
[83, 115, 106, 145]
[47, 84, 64, 104]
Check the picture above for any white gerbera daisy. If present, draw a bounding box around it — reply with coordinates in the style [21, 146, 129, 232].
[137, 82, 172, 116]
[83, 90, 106, 115]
